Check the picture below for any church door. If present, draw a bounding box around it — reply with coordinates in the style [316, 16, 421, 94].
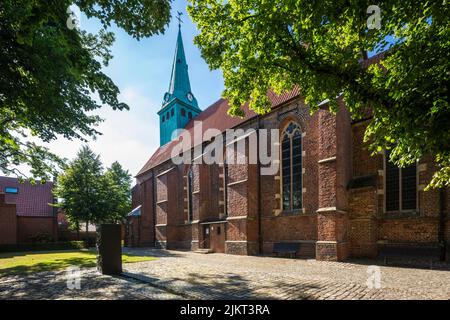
[203, 225, 211, 249]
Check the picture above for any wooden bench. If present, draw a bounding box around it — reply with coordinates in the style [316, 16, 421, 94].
[273, 242, 301, 258]
[378, 244, 440, 269]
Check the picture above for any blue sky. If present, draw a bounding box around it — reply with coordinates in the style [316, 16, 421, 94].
[48, 1, 224, 178]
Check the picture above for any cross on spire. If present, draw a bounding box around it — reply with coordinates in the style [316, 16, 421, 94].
[176, 11, 183, 29]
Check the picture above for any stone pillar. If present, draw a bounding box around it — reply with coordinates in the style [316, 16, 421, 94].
[191, 163, 217, 249]
[97, 224, 122, 275]
[316, 106, 350, 261]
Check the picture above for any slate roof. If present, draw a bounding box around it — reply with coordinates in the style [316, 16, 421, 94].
[0, 176, 55, 217]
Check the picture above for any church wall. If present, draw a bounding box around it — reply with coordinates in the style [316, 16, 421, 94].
[258, 100, 320, 257]
[224, 122, 259, 255]
[349, 121, 450, 258]
[139, 176, 155, 246]
[130, 97, 449, 261]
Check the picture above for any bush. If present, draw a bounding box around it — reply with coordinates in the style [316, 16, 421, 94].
[84, 237, 97, 248]
[28, 232, 54, 244]
[0, 241, 86, 253]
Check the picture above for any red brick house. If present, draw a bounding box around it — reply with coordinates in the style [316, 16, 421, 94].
[0, 176, 58, 244]
[126, 29, 449, 261]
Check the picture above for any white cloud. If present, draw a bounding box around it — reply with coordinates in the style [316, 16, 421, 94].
[15, 86, 160, 181]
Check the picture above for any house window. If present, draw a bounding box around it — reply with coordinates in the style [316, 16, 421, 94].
[181, 108, 186, 117]
[162, 115, 165, 123]
[171, 109, 174, 117]
[166, 111, 170, 119]
[187, 167, 194, 222]
[281, 122, 302, 212]
[188, 112, 192, 119]
[5, 187, 18, 194]
[385, 151, 417, 212]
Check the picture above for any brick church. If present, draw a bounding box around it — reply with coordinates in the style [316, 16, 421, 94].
[126, 26, 449, 261]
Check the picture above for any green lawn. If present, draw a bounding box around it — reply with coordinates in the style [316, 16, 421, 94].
[0, 250, 155, 276]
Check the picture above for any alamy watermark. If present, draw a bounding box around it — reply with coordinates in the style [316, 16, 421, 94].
[66, 266, 81, 290]
[367, 5, 381, 30]
[66, 4, 81, 30]
[366, 265, 382, 289]
[170, 121, 280, 176]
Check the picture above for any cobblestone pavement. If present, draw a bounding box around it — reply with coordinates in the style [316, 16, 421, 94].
[0, 268, 181, 300]
[122, 248, 450, 300]
[1, 249, 449, 300]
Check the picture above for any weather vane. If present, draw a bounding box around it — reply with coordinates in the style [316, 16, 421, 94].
[176, 11, 183, 29]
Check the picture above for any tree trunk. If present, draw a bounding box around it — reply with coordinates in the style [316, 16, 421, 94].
[85, 220, 89, 248]
[76, 221, 80, 240]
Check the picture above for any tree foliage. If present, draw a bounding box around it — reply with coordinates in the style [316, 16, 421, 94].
[104, 161, 132, 223]
[54, 146, 132, 233]
[188, 0, 450, 188]
[0, 0, 172, 182]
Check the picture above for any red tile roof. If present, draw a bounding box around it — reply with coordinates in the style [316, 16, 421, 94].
[0, 176, 55, 217]
[137, 87, 301, 176]
[137, 51, 385, 177]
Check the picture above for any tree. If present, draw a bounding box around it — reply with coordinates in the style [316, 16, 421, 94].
[188, 1, 450, 188]
[54, 147, 132, 241]
[0, 0, 172, 182]
[104, 161, 132, 223]
[54, 146, 105, 240]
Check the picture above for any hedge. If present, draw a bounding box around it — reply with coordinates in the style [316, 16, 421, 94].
[0, 241, 86, 253]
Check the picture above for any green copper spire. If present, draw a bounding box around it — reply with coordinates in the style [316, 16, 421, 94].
[158, 20, 201, 146]
[162, 25, 199, 109]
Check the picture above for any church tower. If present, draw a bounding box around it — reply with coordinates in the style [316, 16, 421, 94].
[158, 21, 201, 146]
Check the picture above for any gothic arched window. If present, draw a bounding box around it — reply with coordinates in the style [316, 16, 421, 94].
[385, 150, 417, 212]
[281, 122, 302, 212]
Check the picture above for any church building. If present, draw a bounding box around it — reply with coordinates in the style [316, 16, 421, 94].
[126, 26, 449, 261]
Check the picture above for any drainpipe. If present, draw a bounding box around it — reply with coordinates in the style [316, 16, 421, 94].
[256, 115, 263, 255]
[439, 187, 447, 261]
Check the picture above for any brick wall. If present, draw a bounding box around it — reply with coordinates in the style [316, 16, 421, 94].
[350, 120, 449, 250]
[348, 187, 378, 257]
[139, 176, 155, 246]
[0, 194, 17, 244]
[17, 216, 57, 243]
[130, 95, 450, 261]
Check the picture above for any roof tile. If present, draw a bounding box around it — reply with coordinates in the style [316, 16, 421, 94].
[137, 86, 300, 176]
[0, 176, 54, 217]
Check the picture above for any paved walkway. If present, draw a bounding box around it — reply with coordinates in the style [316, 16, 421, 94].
[1, 249, 449, 300]
[0, 268, 181, 300]
[122, 248, 450, 300]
